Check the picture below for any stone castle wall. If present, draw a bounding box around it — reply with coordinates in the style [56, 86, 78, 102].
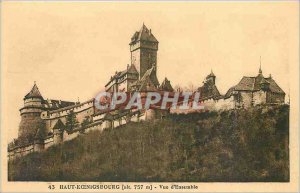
[42, 100, 94, 134]
[171, 96, 236, 114]
[253, 90, 267, 106]
[8, 143, 34, 159]
[18, 112, 46, 139]
[8, 90, 283, 160]
[8, 108, 147, 160]
[266, 92, 285, 104]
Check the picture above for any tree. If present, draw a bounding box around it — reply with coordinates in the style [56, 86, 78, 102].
[183, 82, 196, 92]
[65, 110, 79, 134]
[174, 84, 182, 92]
[80, 116, 91, 134]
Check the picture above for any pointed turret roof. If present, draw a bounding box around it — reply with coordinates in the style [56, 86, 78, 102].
[130, 24, 158, 45]
[206, 70, 216, 79]
[52, 119, 65, 130]
[127, 64, 139, 74]
[209, 70, 215, 77]
[24, 82, 43, 99]
[259, 64, 262, 74]
[259, 56, 262, 74]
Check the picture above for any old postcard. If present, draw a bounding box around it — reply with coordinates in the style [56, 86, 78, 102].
[1, 1, 299, 192]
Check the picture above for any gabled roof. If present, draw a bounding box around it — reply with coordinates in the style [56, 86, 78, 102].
[105, 64, 139, 87]
[139, 77, 159, 92]
[127, 64, 139, 74]
[132, 66, 160, 91]
[234, 76, 256, 91]
[49, 98, 94, 113]
[52, 119, 65, 130]
[265, 77, 285, 94]
[130, 24, 158, 45]
[141, 66, 160, 87]
[160, 77, 174, 92]
[225, 73, 285, 98]
[224, 86, 236, 99]
[234, 74, 284, 94]
[24, 82, 43, 99]
[44, 99, 75, 110]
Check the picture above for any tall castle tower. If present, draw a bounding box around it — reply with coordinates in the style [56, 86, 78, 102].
[18, 82, 46, 141]
[129, 24, 159, 79]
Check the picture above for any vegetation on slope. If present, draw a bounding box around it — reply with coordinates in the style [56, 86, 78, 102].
[8, 105, 289, 182]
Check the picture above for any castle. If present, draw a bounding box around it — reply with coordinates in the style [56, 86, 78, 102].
[8, 24, 285, 159]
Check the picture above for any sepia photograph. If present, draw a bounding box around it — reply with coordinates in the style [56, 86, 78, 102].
[1, 1, 299, 192]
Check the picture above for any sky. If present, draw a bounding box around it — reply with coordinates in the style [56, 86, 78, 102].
[1, 2, 298, 142]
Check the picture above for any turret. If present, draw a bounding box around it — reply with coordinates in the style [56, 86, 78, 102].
[33, 138, 44, 152]
[20, 82, 44, 115]
[53, 119, 64, 144]
[18, 82, 46, 140]
[206, 70, 216, 85]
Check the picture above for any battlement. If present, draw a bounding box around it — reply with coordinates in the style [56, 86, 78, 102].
[41, 99, 94, 120]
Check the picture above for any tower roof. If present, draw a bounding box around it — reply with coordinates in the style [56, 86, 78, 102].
[259, 56, 262, 74]
[24, 82, 43, 100]
[130, 24, 158, 45]
[259, 64, 262, 74]
[206, 70, 216, 78]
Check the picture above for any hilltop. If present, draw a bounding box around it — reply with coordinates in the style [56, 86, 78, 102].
[8, 105, 289, 182]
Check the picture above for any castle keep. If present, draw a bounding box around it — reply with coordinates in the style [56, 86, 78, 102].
[105, 24, 160, 93]
[8, 24, 286, 159]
